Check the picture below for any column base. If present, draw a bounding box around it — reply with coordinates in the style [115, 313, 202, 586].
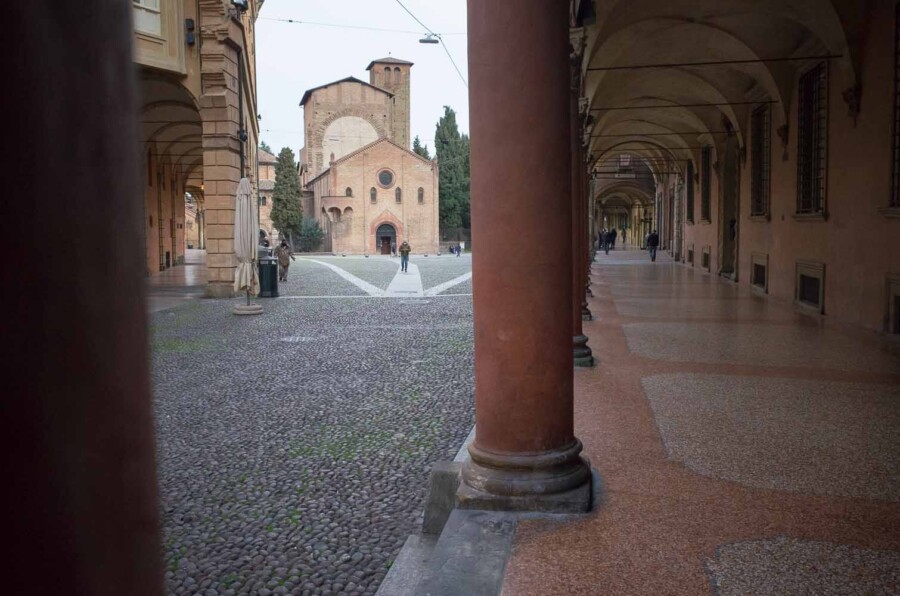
[581, 306, 593, 321]
[205, 282, 237, 298]
[458, 441, 593, 513]
[573, 334, 594, 367]
[232, 303, 263, 316]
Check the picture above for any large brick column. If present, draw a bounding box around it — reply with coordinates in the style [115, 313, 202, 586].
[200, 1, 246, 297]
[459, 0, 592, 512]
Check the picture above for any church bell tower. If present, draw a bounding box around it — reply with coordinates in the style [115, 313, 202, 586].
[367, 57, 412, 149]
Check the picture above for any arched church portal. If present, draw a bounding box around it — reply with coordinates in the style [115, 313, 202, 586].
[375, 223, 396, 255]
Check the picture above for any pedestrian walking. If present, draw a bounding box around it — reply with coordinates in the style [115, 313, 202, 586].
[647, 230, 660, 262]
[610, 227, 618, 249]
[455, 243, 462, 257]
[604, 229, 611, 255]
[274, 240, 295, 281]
[391, 241, 397, 257]
[399, 240, 411, 272]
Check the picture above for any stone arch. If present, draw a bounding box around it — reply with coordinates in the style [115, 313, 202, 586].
[586, 0, 858, 88]
[369, 211, 405, 253]
[310, 107, 388, 171]
[583, 0, 863, 180]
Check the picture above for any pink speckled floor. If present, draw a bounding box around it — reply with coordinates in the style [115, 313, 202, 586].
[501, 250, 900, 596]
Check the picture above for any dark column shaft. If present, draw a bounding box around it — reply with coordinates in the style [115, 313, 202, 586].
[3, 3, 163, 594]
[572, 89, 593, 366]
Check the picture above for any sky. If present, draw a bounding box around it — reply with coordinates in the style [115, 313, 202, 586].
[255, 0, 469, 158]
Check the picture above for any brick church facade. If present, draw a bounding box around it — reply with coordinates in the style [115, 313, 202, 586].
[299, 58, 439, 254]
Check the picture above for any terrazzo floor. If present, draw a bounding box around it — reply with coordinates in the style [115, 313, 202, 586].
[501, 248, 900, 596]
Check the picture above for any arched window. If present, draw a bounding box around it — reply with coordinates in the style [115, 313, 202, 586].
[384, 67, 391, 86]
[395, 187, 402, 203]
[394, 67, 402, 84]
[370, 187, 377, 203]
[345, 187, 353, 197]
[417, 187, 424, 203]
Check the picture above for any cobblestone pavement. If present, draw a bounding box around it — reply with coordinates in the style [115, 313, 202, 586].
[150, 257, 474, 595]
[414, 255, 472, 289]
[296, 257, 399, 291]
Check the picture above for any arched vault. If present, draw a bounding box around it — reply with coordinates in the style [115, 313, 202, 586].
[582, 0, 860, 171]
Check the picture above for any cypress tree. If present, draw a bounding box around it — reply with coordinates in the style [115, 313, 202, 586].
[412, 135, 431, 160]
[271, 147, 303, 246]
[434, 106, 470, 231]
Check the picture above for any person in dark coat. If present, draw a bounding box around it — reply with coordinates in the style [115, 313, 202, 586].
[399, 240, 411, 272]
[647, 230, 660, 262]
[610, 227, 618, 249]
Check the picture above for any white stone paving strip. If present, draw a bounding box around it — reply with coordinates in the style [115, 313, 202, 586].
[385, 263, 424, 297]
[303, 258, 385, 297]
[424, 272, 473, 297]
[279, 294, 471, 299]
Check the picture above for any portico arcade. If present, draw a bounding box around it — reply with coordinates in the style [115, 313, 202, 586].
[136, 0, 262, 297]
[8, 1, 900, 592]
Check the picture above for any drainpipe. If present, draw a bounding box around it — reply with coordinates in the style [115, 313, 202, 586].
[237, 48, 246, 176]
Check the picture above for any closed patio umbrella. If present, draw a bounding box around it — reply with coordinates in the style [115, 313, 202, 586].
[232, 177, 263, 315]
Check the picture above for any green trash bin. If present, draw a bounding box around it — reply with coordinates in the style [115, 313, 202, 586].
[258, 256, 279, 298]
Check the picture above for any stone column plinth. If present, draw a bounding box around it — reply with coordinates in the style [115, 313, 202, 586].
[460, 0, 592, 513]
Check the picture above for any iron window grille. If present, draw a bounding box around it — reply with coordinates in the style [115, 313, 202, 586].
[418, 187, 424, 203]
[370, 187, 377, 203]
[345, 187, 352, 197]
[701, 146, 712, 221]
[797, 62, 828, 214]
[686, 161, 695, 223]
[395, 187, 402, 203]
[750, 104, 771, 216]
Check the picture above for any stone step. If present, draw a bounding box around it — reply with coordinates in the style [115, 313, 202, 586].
[375, 533, 438, 596]
[415, 509, 517, 596]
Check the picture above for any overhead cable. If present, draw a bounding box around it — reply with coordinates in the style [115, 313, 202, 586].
[394, 0, 468, 88]
[258, 16, 464, 36]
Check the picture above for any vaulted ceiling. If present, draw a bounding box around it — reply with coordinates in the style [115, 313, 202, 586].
[139, 72, 204, 192]
[581, 0, 863, 196]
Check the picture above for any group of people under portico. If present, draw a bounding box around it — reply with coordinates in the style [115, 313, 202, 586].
[598, 227, 660, 261]
[598, 227, 623, 254]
